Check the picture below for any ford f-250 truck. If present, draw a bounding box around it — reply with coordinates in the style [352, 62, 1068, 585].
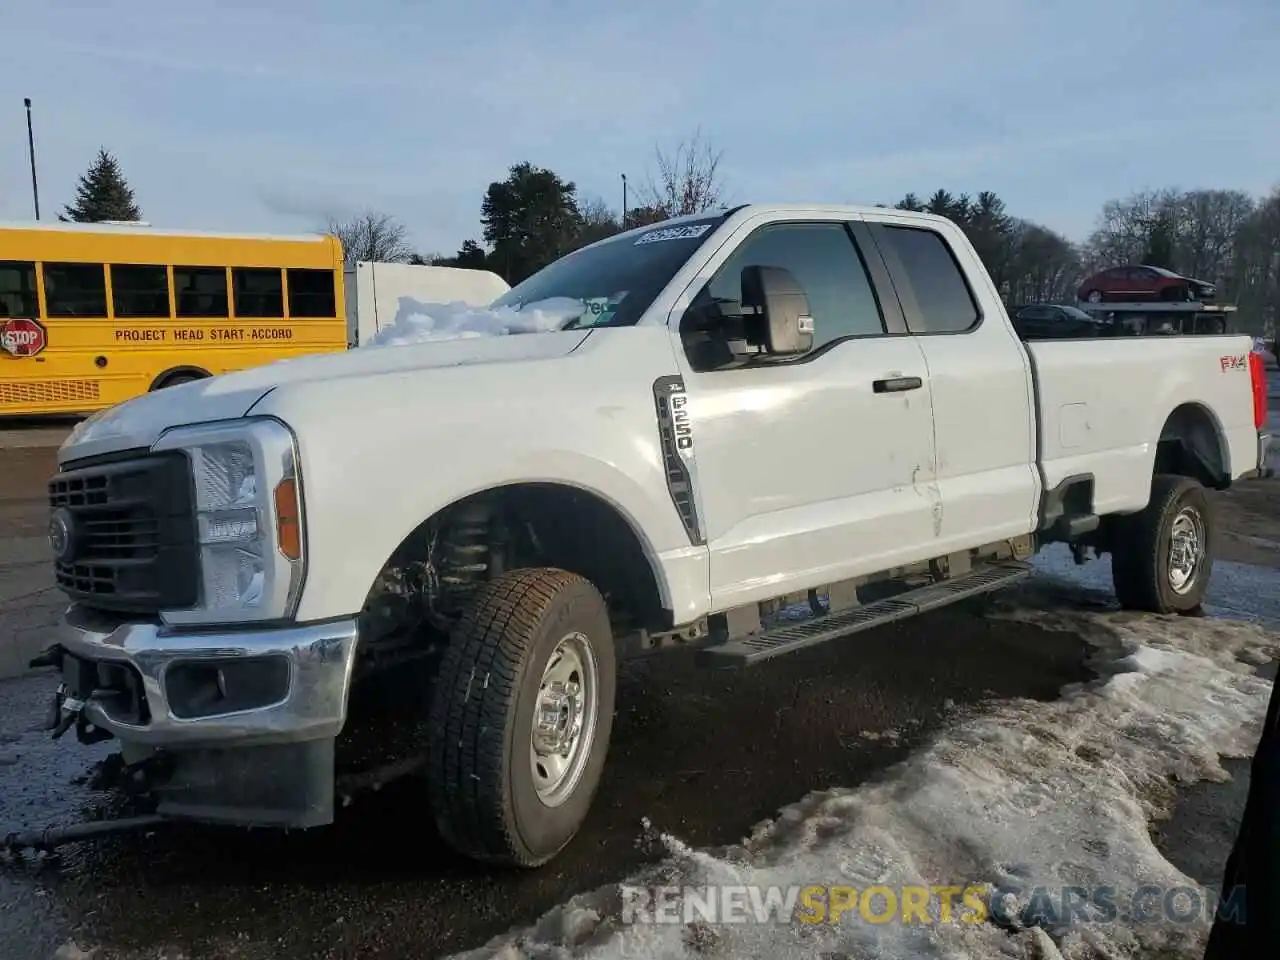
[36, 204, 1273, 868]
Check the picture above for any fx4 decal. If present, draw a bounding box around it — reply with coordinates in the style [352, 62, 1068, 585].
[1220, 354, 1250, 372]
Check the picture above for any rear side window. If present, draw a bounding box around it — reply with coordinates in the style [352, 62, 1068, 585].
[233, 268, 284, 318]
[0, 261, 38, 317]
[880, 226, 980, 334]
[111, 264, 170, 318]
[43, 263, 108, 317]
[287, 268, 336, 317]
[175, 267, 228, 318]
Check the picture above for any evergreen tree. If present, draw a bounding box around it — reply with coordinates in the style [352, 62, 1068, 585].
[60, 148, 142, 222]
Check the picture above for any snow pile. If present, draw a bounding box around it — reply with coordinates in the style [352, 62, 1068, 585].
[449, 589, 1277, 960]
[362, 297, 586, 347]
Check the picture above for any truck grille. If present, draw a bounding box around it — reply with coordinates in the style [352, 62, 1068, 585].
[48, 452, 200, 614]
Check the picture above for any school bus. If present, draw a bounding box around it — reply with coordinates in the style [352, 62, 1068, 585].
[0, 221, 346, 417]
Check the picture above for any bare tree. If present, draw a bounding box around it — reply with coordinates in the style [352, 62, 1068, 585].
[1004, 220, 1084, 305]
[637, 128, 727, 220]
[574, 195, 622, 248]
[1235, 187, 1280, 337]
[323, 211, 415, 266]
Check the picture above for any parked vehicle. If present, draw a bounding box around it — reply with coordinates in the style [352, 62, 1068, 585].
[344, 260, 509, 347]
[1012, 303, 1117, 339]
[1077, 265, 1216, 304]
[0, 221, 508, 418]
[38, 204, 1272, 869]
[0, 222, 347, 417]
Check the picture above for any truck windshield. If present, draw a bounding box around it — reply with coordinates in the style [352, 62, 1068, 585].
[490, 215, 727, 330]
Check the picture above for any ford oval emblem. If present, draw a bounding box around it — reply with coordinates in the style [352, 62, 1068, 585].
[48, 508, 75, 562]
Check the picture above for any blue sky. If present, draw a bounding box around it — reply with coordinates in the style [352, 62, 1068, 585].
[3, 0, 1277, 255]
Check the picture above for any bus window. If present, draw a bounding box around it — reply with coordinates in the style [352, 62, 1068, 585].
[0, 261, 38, 318]
[233, 268, 283, 318]
[111, 264, 170, 319]
[43, 263, 107, 317]
[175, 267, 228, 318]
[287, 268, 336, 317]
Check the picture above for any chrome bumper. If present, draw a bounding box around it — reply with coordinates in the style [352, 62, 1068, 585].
[1258, 432, 1274, 479]
[56, 604, 359, 748]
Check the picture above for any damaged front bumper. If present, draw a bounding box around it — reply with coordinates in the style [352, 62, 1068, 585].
[44, 603, 359, 828]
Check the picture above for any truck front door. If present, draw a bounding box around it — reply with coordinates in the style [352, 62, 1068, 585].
[669, 216, 941, 612]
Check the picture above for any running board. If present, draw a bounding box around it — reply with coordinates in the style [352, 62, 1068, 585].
[696, 561, 1034, 667]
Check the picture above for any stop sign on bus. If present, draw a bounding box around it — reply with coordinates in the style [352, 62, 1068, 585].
[0, 318, 47, 357]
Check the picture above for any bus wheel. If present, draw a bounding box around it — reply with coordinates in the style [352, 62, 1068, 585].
[155, 372, 204, 390]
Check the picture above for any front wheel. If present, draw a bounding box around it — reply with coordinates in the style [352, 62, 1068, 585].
[1109, 474, 1214, 614]
[425, 567, 616, 867]
[1084, 289, 1103, 303]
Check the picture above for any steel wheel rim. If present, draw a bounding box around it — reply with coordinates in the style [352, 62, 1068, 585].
[1168, 506, 1205, 595]
[530, 631, 599, 808]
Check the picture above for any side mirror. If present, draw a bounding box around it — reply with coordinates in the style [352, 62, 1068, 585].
[740, 265, 814, 356]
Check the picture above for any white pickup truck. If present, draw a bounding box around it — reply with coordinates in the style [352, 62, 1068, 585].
[38, 204, 1273, 868]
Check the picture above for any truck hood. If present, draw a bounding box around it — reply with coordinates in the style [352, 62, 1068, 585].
[58, 330, 592, 465]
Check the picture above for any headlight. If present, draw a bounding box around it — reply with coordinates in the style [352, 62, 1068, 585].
[152, 417, 306, 627]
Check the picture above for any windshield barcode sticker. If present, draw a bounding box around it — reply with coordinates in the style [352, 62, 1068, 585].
[634, 224, 713, 245]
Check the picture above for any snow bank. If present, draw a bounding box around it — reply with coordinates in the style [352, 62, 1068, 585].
[449, 585, 1277, 960]
[361, 297, 586, 347]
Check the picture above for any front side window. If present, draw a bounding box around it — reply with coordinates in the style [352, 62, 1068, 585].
[111, 264, 170, 318]
[879, 226, 980, 334]
[701, 222, 886, 349]
[0, 261, 37, 318]
[43, 263, 107, 317]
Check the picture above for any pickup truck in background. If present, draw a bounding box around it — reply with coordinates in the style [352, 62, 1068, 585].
[39, 204, 1273, 869]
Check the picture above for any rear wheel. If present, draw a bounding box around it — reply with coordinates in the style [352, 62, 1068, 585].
[1110, 474, 1213, 614]
[425, 567, 616, 867]
[1084, 289, 1103, 303]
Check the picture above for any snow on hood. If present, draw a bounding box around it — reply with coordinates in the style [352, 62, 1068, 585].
[363, 297, 588, 347]
[58, 297, 594, 465]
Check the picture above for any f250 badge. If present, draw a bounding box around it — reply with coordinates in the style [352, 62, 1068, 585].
[1219, 354, 1249, 371]
[670, 387, 692, 449]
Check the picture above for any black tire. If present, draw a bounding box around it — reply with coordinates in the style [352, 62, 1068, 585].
[425, 567, 617, 867]
[1084, 289, 1103, 303]
[1110, 474, 1213, 614]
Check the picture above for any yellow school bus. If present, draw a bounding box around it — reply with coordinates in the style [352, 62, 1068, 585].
[0, 221, 346, 417]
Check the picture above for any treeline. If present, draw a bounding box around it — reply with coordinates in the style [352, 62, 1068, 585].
[52, 140, 1280, 336]
[339, 144, 1279, 336]
[329, 130, 727, 284]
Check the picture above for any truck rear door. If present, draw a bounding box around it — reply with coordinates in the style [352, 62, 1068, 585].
[864, 215, 1041, 552]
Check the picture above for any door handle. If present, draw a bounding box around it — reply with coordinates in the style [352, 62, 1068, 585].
[872, 376, 923, 393]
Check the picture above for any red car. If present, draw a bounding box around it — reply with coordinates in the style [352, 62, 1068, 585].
[1077, 265, 1216, 303]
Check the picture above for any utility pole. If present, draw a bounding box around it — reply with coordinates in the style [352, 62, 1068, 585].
[621, 173, 628, 231]
[24, 98, 41, 220]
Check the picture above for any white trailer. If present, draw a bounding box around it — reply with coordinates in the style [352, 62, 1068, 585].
[343, 261, 510, 347]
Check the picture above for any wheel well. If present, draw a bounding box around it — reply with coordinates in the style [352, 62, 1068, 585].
[1156, 403, 1229, 490]
[362, 482, 667, 639]
[149, 365, 210, 391]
